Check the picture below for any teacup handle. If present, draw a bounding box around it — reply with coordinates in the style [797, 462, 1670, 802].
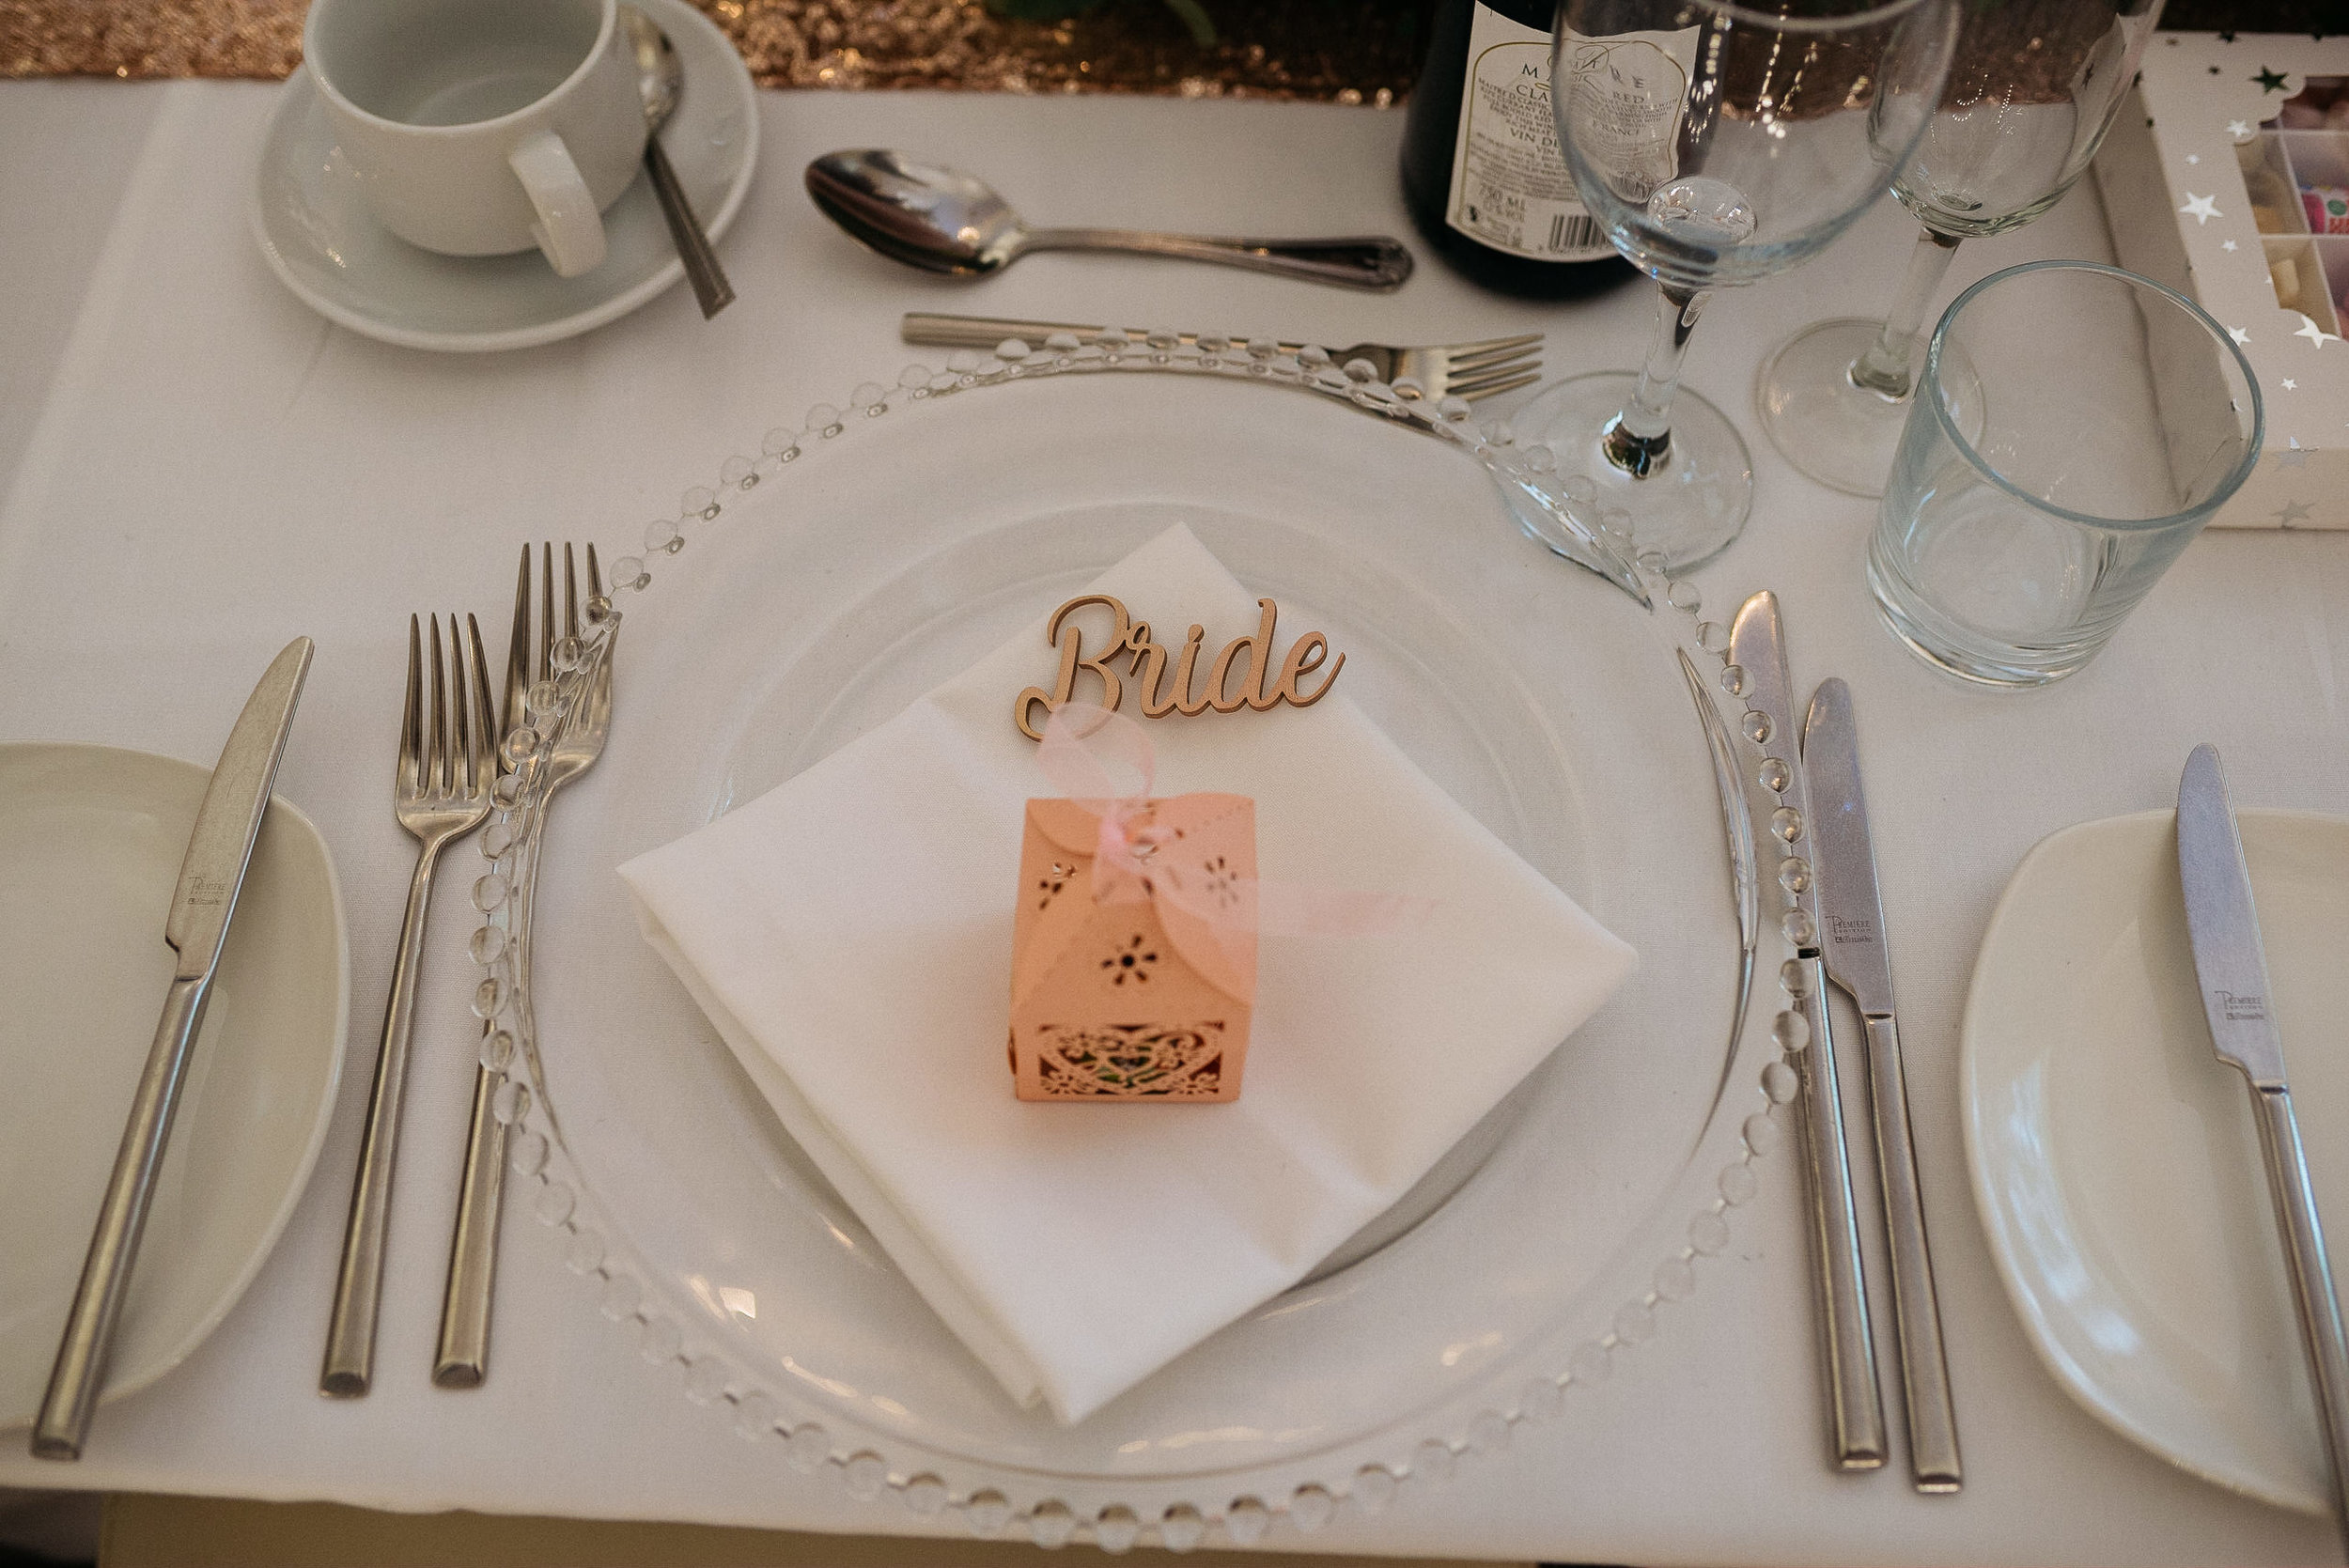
[507, 131, 607, 278]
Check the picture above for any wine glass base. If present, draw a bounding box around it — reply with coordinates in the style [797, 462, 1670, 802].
[1754, 318, 1983, 499]
[1512, 373, 1754, 574]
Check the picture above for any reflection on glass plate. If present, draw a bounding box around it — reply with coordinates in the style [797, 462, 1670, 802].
[490, 356, 1792, 1546]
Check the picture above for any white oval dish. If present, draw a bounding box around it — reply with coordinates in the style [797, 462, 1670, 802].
[1964, 807, 2349, 1514]
[0, 742, 348, 1430]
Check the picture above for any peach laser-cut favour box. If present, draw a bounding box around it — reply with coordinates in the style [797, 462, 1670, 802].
[1008, 793, 1256, 1102]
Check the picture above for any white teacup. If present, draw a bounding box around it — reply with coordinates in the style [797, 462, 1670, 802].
[304, 0, 647, 277]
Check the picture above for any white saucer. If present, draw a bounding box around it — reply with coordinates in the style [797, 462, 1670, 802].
[1963, 808, 2349, 1514]
[0, 743, 347, 1430]
[249, 0, 757, 352]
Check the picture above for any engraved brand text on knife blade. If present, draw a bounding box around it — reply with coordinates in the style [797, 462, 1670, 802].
[2214, 989, 2270, 1023]
[1827, 913, 1877, 946]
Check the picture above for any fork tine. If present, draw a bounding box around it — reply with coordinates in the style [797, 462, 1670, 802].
[400, 613, 423, 786]
[504, 545, 531, 747]
[585, 542, 602, 602]
[1453, 367, 1543, 402]
[465, 613, 494, 792]
[563, 542, 579, 641]
[428, 613, 449, 796]
[448, 613, 473, 794]
[1441, 343, 1544, 378]
[1445, 350, 1544, 390]
[537, 542, 554, 685]
[1436, 332, 1544, 360]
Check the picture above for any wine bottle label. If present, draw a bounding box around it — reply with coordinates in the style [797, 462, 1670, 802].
[1444, 4, 1612, 263]
[1556, 27, 1703, 204]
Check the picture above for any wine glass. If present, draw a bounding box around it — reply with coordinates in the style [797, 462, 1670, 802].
[1513, 0, 1958, 572]
[1753, 0, 2163, 498]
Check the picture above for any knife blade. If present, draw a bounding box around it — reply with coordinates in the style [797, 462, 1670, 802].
[2177, 743, 2349, 1548]
[1805, 676, 1961, 1493]
[32, 636, 314, 1460]
[1727, 592, 1886, 1472]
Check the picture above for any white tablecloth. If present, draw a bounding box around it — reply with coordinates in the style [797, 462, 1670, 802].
[0, 75, 2339, 1565]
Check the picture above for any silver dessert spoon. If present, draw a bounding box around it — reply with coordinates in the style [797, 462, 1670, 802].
[622, 5, 734, 318]
[804, 148, 1414, 291]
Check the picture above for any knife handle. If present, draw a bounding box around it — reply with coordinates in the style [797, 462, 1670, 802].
[1860, 1013, 1962, 1492]
[1791, 960, 1888, 1470]
[34, 974, 212, 1459]
[2252, 1086, 2349, 1545]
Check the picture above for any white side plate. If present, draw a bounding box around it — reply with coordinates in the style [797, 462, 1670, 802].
[1965, 807, 2349, 1514]
[0, 743, 348, 1430]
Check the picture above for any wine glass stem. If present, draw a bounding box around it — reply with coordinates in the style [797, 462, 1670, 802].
[1849, 226, 1964, 400]
[1603, 281, 1711, 479]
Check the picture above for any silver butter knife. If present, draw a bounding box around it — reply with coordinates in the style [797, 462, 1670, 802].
[2178, 743, 2349, 1548]
[33, 636, 314, 1460]
[1728, 593, 1887, 1471]
[1805, 677, 1961, 1493]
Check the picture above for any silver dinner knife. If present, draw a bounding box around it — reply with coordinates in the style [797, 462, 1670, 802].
[32, 636, 314, 1460]
[1805, 677, 1961, 1493]
[1729, 593, 1887, 1472]
[2177, 743, 2349, 1547]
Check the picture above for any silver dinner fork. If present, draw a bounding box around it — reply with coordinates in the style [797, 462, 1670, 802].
[323, 614, 495, 1396]
[900, 312, 1544, 402]
[435, 543, 611, 1389]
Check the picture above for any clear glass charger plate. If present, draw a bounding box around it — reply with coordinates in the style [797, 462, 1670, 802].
[488, 344, 1796, 1550]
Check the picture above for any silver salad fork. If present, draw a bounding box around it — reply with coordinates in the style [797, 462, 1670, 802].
[435, 543, 612, 1389]
[901, 313, 1544, 403]
[323, 613, 494, 1396]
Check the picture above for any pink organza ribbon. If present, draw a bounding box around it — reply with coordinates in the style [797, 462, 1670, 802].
[1036, 703, 1430, 939]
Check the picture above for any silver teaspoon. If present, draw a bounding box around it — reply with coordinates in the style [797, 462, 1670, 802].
[804, 149, 1414, 291]
[621, 5, 734, 318]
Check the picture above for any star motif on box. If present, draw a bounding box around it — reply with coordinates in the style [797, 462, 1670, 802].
[2253, 67, 2290, 92]
[2223, 240, 2239, 252]
[2274, 500, 2315, 526]
[2295, 315, 2339, 349]
[2179, 193, 2222, 225]
[2186, 153, 2201, 165]
[2228, 325, 2251, 344]
[2283, 379, 2298, 390]
[2227, 118, 2254, 140]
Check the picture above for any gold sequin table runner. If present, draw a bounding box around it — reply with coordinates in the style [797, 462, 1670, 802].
[1, 0, 1429, 100]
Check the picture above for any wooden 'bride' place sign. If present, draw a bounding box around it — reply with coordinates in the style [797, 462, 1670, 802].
[1016, 594, 1346, 740]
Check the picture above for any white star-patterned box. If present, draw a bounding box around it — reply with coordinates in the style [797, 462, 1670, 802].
[2094, 32, 2349, 529]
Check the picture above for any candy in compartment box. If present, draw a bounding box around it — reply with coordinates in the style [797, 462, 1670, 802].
[2095, 33, 2349, 530]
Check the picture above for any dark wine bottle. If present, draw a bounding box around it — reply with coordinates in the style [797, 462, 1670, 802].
[1399, 0, 1635, 299]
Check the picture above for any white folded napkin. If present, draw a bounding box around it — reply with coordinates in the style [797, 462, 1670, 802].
[618, 525, 1636, 1423]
